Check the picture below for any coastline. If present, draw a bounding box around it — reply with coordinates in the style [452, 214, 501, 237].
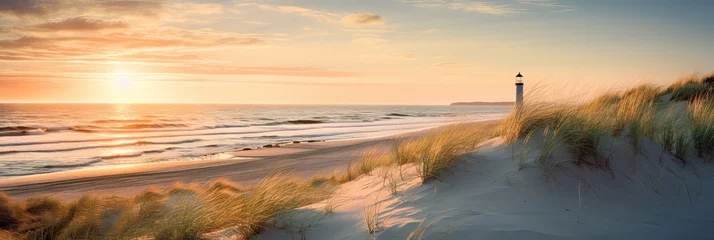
[0, 120, 499, 200]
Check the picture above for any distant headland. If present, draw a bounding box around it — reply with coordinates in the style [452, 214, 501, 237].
[450, 101, 514, 106]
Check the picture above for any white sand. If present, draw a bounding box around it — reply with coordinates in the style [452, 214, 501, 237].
[252, 132, 714, 239]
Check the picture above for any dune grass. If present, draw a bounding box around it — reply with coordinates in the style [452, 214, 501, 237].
[665, 74, 700, 94]
[702, 72, 714, 84]
[688, 98, 714, 161]
[0, 174, 334, 240]
[494, 80, 714, 178]
[666, 73, 714, 102]
[498, 72, 714, 179]
[364, 201, 381, 236]
[339, 124, 494, 184]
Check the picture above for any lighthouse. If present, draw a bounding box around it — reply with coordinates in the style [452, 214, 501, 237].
[515, 72, 524, 106]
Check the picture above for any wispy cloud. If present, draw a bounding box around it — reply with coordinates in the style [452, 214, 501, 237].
[171, 2, 223, 15]
[238, 3, 385, 27]
[397, 0, 521, 14]
[16, 17, 129, 32]
[0, 0, 47, 17]
[340, 13, 385, 27]
[448, 1, 520, 14]
[397, 0, 572, 14]
[0, 27, 266, 61]
[519, 0, 574, 11]
[237, 3, 341, 23]
[0, 0, 168, 20]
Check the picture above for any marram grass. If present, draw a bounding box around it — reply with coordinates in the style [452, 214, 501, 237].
[0, 174, 333, 240]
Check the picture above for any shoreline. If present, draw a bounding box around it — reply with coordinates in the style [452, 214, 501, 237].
[0, 120, 499, 200]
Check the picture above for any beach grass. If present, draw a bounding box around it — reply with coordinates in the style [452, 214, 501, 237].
[0, 173, 334, 239]
[688, 97, 714, 160]
[495, 77, 714, 178]
[338, 124, 494, 184]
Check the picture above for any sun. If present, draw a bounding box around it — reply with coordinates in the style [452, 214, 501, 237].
[112, 75, 133, 88]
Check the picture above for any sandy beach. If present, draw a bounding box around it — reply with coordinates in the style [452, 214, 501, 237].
[0, 121, 498, 200]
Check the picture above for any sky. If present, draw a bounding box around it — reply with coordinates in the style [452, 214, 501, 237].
[0, 0, 713, 104]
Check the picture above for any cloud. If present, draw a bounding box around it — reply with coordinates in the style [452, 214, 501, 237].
[397, 0, 571, 14]
[159, 65, 356, 78]
[519, 0, 574, 11]
[0, 0, 47, 17]
[114, 53, 204, 62]
[446, 2, 519, 14]
[238, 3, 340, 23]
[92, 0, 165, 18]
[171, 2, 222, 15]
[0, 63, 356, 80]
[0, 0, 168, 20]
[239, 3, 385, 27]
[340, 13, 384, 27]
[0, 28, 266, 61]
[21, 17, 129, 32]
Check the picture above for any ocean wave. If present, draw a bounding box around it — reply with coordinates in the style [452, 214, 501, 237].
[211, 124, 249, 129]
[0, 128, 46, 137]
[0, 118, 452, 147]
[0, 139, 201, 155]
[100, 152, 145, 159]
[42, 159, 103, 169]
[0, 126, 39, 132]
[93, 119, 152, 124]
[387, 113, 412, 117]
[98, 146, 182, 160]
[286, 120, 325, 124]
[119, 123, 189, 129]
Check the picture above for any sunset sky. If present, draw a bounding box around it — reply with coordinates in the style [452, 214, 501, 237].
[1, 0, 713, 104]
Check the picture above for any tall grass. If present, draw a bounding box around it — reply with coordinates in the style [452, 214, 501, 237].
[338, 124, 494, 183]
[674, 132, 692, 161]
[497, 83, 682, 178]
[688, 98, 714, 161]
[704, 72, 714, 84]
[670, 83, 712, 101]
[0, 173, 333, 239]
[363, 202, 380, 235]
[665, 73, 714, 101]
[499, 73, 714, 170]
[665, 74, 700, 94]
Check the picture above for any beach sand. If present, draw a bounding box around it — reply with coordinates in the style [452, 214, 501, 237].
[0, 120, 498, 200]
[253, 132, 714, 240]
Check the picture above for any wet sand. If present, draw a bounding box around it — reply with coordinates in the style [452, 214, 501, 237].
[0, 120, 498, 200]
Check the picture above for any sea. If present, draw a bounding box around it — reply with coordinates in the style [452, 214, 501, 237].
[0, 104, 511, 177]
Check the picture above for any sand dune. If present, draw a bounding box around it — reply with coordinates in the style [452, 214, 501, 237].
[255, 132, 714, 239]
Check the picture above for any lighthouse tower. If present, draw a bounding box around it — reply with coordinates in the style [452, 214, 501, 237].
[515, 72, 524, 106]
